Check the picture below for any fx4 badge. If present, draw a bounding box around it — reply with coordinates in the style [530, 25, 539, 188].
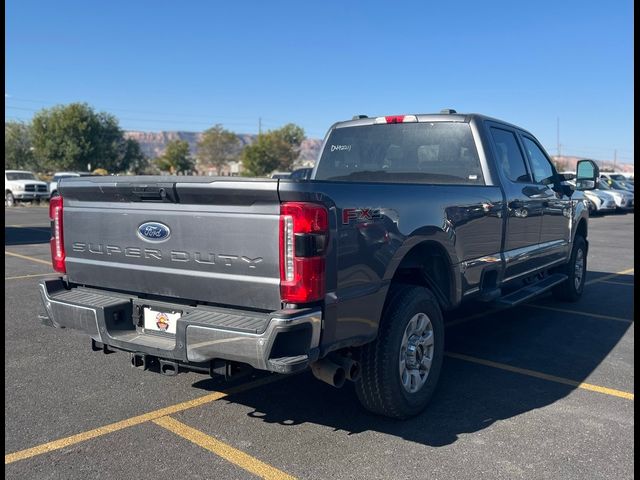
[342, 208, 382, 224]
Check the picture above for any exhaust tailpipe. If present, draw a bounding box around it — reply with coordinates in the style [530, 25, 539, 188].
[331, 356, 361, 382]
[310, 359, 346, 388]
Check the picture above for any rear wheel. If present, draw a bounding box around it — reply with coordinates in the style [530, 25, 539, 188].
[355, 285, 444, 419]
[552, 235, 587, 302]
[5, 192, 15, 207]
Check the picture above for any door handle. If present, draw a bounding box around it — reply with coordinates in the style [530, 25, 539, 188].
[522, 185, 553, 199]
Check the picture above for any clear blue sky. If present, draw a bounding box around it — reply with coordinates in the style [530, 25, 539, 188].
[5, 0, 634, 163]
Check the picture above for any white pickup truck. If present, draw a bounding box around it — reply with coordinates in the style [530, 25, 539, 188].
[4, 170, 50, 206]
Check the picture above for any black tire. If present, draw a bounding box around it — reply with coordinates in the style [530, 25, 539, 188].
[5, 192, 15, 207]
[552, 235, 587, 302]
[355, 285, 444, 419]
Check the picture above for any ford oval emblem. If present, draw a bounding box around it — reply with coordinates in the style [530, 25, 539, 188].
[138, 222, 171, 242]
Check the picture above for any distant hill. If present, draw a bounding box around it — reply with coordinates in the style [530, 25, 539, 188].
[551, 155, 634, 173]
[124, 130, 322, 168]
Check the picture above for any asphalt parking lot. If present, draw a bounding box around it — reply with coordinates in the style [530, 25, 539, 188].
[5, 205, 634, 480]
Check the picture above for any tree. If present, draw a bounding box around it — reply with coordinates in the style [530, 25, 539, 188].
[241, 123, 305, 176]
[272, 123, 305, 171]
[241, 133, 290, 177]
[276, 123, 305, 148]
[155, 140, 194, 174]
[119, 138, 148, 174]
[30, 103, 133, 173]
[5, 122, 37, 171]
[197, 124, 240, 175]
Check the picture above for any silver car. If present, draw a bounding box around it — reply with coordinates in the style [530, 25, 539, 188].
[597, 179, 634, 211]
[582, 188, 617, 215]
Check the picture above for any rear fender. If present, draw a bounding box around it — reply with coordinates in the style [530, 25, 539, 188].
[385, 235, 461, 310]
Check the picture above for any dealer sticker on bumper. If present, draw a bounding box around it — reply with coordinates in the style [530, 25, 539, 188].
[143, 307, 181, 334]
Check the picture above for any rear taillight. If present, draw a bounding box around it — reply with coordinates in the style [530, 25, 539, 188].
[49, 196, 66, 273]
[279, 202, 328, 303]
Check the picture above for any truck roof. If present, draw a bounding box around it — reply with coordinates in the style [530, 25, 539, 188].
[331, 111, 527, 134]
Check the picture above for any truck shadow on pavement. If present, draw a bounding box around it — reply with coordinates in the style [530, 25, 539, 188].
[192, 273, 633, 447]
[5, 226, 51, 246]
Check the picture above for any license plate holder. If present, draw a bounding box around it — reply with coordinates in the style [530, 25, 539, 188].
[143, 307, 182, 335]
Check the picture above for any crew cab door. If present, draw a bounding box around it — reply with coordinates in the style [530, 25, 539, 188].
[519, 134, 572, 264]
[488, 124, 546, 281]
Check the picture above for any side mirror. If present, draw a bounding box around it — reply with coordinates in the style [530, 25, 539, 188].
[575, 159, 599, 191]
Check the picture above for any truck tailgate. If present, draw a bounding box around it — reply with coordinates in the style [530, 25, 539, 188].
[59, 177, 282, 311]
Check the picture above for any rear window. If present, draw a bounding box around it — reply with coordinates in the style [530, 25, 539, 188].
[314, 122, 484, 185]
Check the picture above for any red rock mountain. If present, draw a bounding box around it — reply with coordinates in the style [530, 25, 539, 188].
[124, 131, 322, 168]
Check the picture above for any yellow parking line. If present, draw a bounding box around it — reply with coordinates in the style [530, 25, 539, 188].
[154, 416, 296, 480]
[5, 272, 55, 280]
[6, 224, 46, 227]
[585, 268, 634, 286]
[524, 304, 632, 324]
[599, 280, 634, 287]
[446, 352, 634, 400]
[448, 278, 634, 328]
[5, 251, 51, 266]
[5, 374, 285, 465]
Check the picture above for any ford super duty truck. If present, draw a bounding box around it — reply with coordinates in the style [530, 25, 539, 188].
[38, 110, 600, 419]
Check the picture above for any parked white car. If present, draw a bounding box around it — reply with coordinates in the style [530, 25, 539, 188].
[4, 170, 50, 207]
[582, 189, 617, 215]
[49, 171, 93, 196]
[597, 179, 634, 211]
[563, 172, 630, 214]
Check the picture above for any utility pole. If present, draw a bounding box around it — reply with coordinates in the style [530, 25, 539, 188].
[258, 117, 262, 136]
[557, 117, 560, 158]
[613, 149, 617, 171]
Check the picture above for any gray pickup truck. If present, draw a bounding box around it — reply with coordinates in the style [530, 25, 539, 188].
[38, 110, 600, 418]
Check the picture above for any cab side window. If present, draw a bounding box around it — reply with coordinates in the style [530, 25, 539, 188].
[490, 127, 531, 183]
[521, 136, 555, 184]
